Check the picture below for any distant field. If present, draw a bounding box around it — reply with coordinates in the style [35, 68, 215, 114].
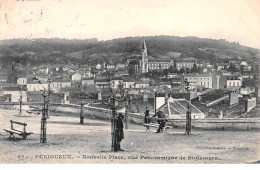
[165, 52, 182, 58]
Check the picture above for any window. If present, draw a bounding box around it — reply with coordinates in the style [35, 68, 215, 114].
[237, 82, 239, 86]
[229, 82, 231, 86]
[233, 82, 235, 86]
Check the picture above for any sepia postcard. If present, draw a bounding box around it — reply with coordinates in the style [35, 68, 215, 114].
[0, 0, 259, 164]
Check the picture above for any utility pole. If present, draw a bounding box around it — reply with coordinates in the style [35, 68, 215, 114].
[79, 92, 84, 124]
[154, 90, 157, 114]
[184, 78, 191, 135]
[124, 105, 129, 129]
[46, 80, 51, 119]
[186, 93, 191, 135]
[19, 90, 22, 115]
[40, 90, 47, 143]
[11, 61, 15, 84]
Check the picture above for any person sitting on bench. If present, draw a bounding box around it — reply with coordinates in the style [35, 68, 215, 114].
[144, 107, 150, 131]
[153, 110, 167, 133]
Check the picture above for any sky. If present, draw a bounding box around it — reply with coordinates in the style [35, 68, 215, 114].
[0, 0, 260, 49]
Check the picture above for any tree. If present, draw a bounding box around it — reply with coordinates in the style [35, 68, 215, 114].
[169, 61, 178, 73]
[240, 65, 245, 74]
[191, 63, 198, 72]
[228, 63, 239, 73]
[128, 66, 135, 75]
[163, 69, 169, 77]
[179, 67, 185, 74]
[57, 66, 63, 73]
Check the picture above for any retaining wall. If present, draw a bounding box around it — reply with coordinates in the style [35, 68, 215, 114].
[1, 102, 260, 131]
[50, 104, 260, 131]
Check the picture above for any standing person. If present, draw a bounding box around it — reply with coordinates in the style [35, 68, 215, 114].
[144, 107, 150, 131]
[153, 110, 167, 133]
[115, 113, 125, 151]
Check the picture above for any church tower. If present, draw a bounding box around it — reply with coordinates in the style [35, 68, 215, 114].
[141, 39, 149, 73]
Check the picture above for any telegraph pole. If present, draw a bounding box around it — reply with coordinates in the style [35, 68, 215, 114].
[40, 90, 47, 143]
[186, 93, 191, 135]
[154, 91, 157, 114]
[124, 105, 129, 129]
[184, 78, 191, 135]
[46, 80, 51, 119]
[19, 90, 22, 115]
[79, 92, 84, 124]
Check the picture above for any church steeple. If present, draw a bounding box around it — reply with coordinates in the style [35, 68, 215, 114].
[141, 39, 148, 73]
[142, 39, 147, 50]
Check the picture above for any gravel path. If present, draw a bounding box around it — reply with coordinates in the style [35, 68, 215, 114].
[0, 109, 259, 163]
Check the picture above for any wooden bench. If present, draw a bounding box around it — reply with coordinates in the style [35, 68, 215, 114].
[3, 120, 33, 139]
[143, 123, 171, 132]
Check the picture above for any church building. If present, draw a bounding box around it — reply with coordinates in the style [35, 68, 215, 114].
[127, 40, 197, 75]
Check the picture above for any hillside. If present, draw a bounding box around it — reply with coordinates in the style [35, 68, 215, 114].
[0, 36, 259, 69]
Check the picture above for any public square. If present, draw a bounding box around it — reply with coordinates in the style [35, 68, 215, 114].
[0, 109, 259, 164]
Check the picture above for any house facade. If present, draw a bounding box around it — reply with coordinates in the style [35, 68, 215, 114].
[17, 78, 27, 86]
[27, 81, 48, 91]
[110, 78, 123, 89]
[95, 79, 110, 89]
[135, 81, 149, 88]
[82, 78, 95, 86]
[123, 81, 135, 89]
[50, 80, 71, 92]
[184, 74, 213, 90]
[2, 87, 27, 102]
[71, 73, 82, 82]
[226, 76, 242, 89]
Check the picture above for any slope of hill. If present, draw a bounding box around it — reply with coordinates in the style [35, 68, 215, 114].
[0, 36, 259, 68]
